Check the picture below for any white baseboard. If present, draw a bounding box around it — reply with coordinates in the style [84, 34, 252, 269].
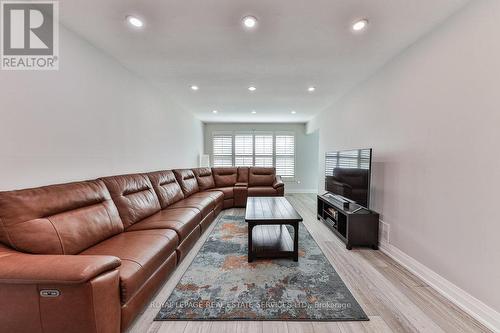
[379, 239, 500, 332]
[285, 189, 317, 194]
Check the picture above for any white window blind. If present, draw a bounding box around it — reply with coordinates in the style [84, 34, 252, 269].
[212, 133, 233, 167]
[211, 131, 295, 178]
[254, 134, 273, 167]
[235, 134, 254, 167]
[275, 134, 295, 178]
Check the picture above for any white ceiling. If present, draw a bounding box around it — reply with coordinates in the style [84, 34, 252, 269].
[59, 0, 469, 123]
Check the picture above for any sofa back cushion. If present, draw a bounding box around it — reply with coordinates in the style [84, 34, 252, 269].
[237, 167, 249, 183]
[193, 168, 215, 191]
[248, 167, 276, 187]
[147, 170, 184, 208]
[212, 168, 237, 187]
[0, 180, 123, 255]
[173, 169, 199, 197]
[101, 174, 161, 228]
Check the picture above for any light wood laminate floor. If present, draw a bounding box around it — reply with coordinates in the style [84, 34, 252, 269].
[128, 194, 490, 333]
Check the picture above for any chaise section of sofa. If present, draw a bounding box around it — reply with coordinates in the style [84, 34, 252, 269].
[80, 228, 178, 329]
[0, 180, 124, 333]
[146, 170, 206, 258]
[0, 243, 122, 333]
[98, 173, 182, 328]
[172, 168, 223, 232]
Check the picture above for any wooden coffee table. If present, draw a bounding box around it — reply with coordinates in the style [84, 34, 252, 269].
[245, 197, 303, 262]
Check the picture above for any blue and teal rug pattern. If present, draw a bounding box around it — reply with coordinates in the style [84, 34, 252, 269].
[156, 215, 368, 321]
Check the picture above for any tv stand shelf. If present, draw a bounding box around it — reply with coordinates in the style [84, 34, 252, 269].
[317, 193, 379, 250]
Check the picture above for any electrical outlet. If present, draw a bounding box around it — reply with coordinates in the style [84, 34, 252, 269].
[379, 220, 390, 244]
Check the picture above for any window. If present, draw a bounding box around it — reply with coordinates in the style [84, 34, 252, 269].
[235, 134, 253, 167]
[254, 133, 273, 167]
[275, 134, 295, 178]
[212, 133, 233, 167]
[211, 131, 295, 178]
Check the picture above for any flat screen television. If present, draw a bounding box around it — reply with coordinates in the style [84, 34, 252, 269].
[325, 148, 372, 208]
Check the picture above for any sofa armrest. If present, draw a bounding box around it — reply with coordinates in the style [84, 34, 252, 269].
[0, 247, 121, 285]
[273, 176, 284, 189]
[0, 245, 122, 333]
[235, 182, 248, 188]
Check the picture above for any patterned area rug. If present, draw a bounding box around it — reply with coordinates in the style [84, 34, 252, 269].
[155, 215, 368, 321]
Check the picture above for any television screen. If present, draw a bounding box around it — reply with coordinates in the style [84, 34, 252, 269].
[325, 148, 372, 208]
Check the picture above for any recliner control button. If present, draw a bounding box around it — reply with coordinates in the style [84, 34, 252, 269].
[40, 290, 60, 297]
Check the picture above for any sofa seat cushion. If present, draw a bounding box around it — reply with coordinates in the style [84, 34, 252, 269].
[167, 196, 213, 218]
[207, 191, 224, 208]
[209, 187, 234, 200]
[247, 187, 279, 197]
[192, 191, 223, 207]
[80, 229, 178, 304]
[126, 208, 201, 241]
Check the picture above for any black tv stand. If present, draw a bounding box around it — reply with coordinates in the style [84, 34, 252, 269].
[317, 193, 379, 250]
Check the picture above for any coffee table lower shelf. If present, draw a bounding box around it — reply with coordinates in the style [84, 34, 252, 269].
[248, 223, 298, 262]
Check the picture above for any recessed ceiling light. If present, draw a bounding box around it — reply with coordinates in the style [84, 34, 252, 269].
[212, 110, 218, 114]
[352, 19, 368, 32]
[251, 110, 257, 114]
[291, 110, 297, 114]
[308, 86, 316, 92]
[126, 16, 144, 28]
[248, 86, 256, 92]
[242, 16, 258, 29]
[190, 85, 199, 91]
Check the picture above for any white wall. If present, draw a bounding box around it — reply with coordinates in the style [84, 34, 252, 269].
[204, 123, 319, 192]
[0, 26, 203, 190]
[308, 0, 500, 319]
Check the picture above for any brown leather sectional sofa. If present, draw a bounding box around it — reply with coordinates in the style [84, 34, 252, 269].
[0, 167, 283, 333]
